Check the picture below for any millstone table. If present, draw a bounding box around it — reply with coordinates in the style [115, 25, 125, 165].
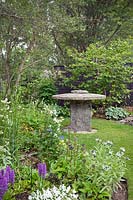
[53, 90, 106, 133]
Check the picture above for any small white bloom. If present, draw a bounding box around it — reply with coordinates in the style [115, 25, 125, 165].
[102, 165, 111, 171]
[96, 138, 101, 142]
[1, 98, 10, 104]
[66, 185, 71, 193]
[116, 151, 124, 157]
[106, 140, 113, 145]
[120, 147, 125, 152]
[109, 150, 113, 155]
[91, 150, 96, 156]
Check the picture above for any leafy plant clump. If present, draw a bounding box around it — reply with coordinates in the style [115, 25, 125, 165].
[105, 106, 129, 120]
[51, 138, 128, 199]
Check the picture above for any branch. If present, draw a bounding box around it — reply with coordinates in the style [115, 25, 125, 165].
[15, 34, 36, 88]
[51, 30, 64, 57]
[104, 24, 121, 45]
[0, 12, 24, 20]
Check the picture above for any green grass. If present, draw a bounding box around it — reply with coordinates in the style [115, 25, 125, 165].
[62, 117, 133, 200]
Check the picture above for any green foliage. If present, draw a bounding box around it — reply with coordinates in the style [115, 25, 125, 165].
[37, 78, 57, 104]
[64, 39, 132, 107]
[0, 96, 21, 166]
[16, 102, 64, 164]
[0, 141, 12, 169]
[0, 93, 130, 199]
[0, 93, 64, 167]
[1, 0, 133, 98]
[3, 165, 49, 200]
[0, 0, 55, 96]
[47, 0, 133, 62]
[105, 107, 129, 120]
[20, 76, 57, 104]
[53, 103, 70, 118]
[51, 138, 128, 199]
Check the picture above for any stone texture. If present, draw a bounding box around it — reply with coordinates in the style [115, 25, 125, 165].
[52, 92, 106, 101]
[119, 116, 133, 126]
[52, 90, 106, 133]
[70, 101, 91, 132]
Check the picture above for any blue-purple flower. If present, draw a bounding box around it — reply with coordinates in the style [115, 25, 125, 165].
[5, 166, 15, 185]
[0, 166, 15, 200]
[0, 174, 8, 200]
[37, 163, 47, 178]
[59, 135, 64, 140]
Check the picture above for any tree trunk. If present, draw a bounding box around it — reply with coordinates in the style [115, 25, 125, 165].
[15, 36, 35, 89]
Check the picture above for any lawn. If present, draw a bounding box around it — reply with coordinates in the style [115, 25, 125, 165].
[63, 117, 133, 200]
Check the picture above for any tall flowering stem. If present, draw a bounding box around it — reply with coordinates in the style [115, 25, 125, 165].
[0, 166, 15, 200]
[37, 163, 47, 179]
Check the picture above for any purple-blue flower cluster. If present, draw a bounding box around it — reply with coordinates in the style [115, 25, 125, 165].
[37, 163, 47, 178]
[0, 166, 15, 200]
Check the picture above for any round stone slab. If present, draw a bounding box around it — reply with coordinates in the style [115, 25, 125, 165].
[52, 92, 106, 101]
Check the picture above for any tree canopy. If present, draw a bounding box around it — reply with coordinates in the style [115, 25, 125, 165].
[0, 0, 133, 97]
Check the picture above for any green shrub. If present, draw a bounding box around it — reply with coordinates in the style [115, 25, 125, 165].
[20, 77, 57, 104]
[105, 106, 129, 120]
[64, 39, 132, 107]
[19, 102, 64, 164]
[37, 78, 57, 104]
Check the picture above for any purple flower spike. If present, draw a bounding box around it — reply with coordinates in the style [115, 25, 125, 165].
[0, 169, 5, 177]
[9, 170, 15, 185]
[5, 166, 15, 185]
[0, 172, 8, 200]
[37, 163, 47, 178]
[0, 166, 15, 200]
[5, 166, 11, 182]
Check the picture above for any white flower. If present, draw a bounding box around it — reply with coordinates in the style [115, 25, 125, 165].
[95, 138, 101, 142]
[66, 185, 71, 193]
[116, 151, 124, 157]
[103, 140, 113, 146]
[28, 185, 79, 200]
[120, 147, 125, 152]
[106, 140, 113, 145]
[109, 150, 113, 155]
[91, 150, 96, 156]
[1, 98, 10, 104]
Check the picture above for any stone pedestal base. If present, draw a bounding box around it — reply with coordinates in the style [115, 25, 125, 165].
[70, 101, 91, 132]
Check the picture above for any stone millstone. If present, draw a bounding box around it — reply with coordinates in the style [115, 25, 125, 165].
[52, 90, 106, 133]
[52, 92, 106, 101]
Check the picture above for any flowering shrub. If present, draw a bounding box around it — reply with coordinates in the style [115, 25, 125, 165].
[51, 138, 128, 199]
[0, 166, 15, 200]
[28, 184, 79, 200]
